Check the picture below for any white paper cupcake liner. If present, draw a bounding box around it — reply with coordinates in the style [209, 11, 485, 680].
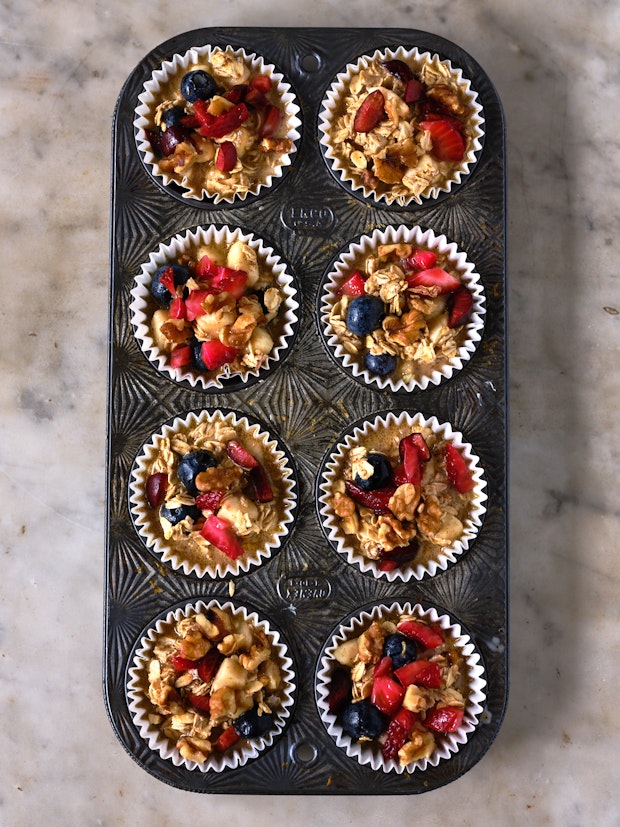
[317, 410, 487, 581]
[127, 599, 296, 772]
[134, 45, 302, 203]
[319, 224, 486, 393]
[130, 224, 299, 391]
[319, 47, 484, 206]
[315, 601, 486, 773]
[129, 408, 297, 578]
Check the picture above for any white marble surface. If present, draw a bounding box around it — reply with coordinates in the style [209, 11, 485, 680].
[1, 0, 619, 824]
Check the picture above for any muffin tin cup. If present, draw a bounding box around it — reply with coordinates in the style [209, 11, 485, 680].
[130, 224, 300, 392]
[128, 408, 298, 579]
[317, 224, 486, 393]
[109, 27, 506, 795]
[134, 45, 302, 205]
[127, 598, 297, 772]
[317, 410, 487, 581]
[318, 46, 485, 207]
[315, 600, 487, 773]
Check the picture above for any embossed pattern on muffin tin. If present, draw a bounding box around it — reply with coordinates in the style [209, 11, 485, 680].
[107, 27, 507, 794]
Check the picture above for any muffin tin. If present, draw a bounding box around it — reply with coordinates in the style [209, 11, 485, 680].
[106, 27, 507, 794]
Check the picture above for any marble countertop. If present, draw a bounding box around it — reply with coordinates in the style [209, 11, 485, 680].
[2, 0, 619, 824]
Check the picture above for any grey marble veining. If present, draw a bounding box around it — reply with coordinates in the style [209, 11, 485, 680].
[1, 0, 619, 825]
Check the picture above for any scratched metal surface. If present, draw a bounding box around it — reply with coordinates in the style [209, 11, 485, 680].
[106, 27, 507, 794]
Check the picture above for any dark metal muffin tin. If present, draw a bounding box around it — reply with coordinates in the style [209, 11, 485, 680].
[106, 27, 507, 794]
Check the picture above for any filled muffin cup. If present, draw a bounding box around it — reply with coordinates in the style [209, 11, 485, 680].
[130, 224, 299, 392]
[317, 410, 487, 581]
[127, 599, 296, 772]
[315, 601, 486, 774]
[318, 224, 485, 393]
[129, 408, 297, 579]
[134, 45, 301, 204]
[319, 46, 484, 206]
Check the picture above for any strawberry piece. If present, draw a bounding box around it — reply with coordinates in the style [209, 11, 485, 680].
[245, 88, 267, 109]
[337, 270, 367, 297]
[249, 464, 273, 503]
[447, 284, 473, 328]
[185, 289, 212, 321]
[225, 84, 248, 104]
[344, 480, 396, 515]
[200, 513, 245, 559]
[404, 78, 425, 103]
[394, 659, 442, 689]
[215, 727, 240, 752]
[411, 433, 431, 461]
[371, 672, 405, 716]
[445, 443, 474, 493]
[199, 340, 239, 371]
[397, 620, 444, 650]
[195, 253, 219, 279]
[250, 74, 272, 93]
[424, 706, 464, 733]
[211, 269, 248, 299]
[406, 267, 461, 294]
[259, 103, 282, 137]
[402, 248, 437, 272]
[169, 297, 186, 320]
[374, 655, 393, 679]
[157, 266, 177, 296]
[226, 440, 259, 469]
[171, 654, 198, 671]
[327, 668, 352, 714]
[421, 111, 465, 135]
[381, 708, 417, 760]
[353, 89, 385, 133]
[192, 99, 215, 127]
[419, 118, 466, 163]
[197, 648, 222, 684]
[187, 693, 211, 714]
[377, 541, 418, 572]
[215, 140, 238, 172]
[393, 434, 424, 486]
[170, 344, 192, 368]
[199, 103, 249, 139]
[195, 490, 226, 512]
[382, 59, 413, 83]
[146, 472, 168, 508]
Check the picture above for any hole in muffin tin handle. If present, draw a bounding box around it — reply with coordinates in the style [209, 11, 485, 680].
[290, 740, 318, 765]
[299, 53, 322, 73]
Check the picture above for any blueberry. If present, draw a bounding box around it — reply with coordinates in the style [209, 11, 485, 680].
[151, 264, 191, 306]
[382, 633, 417, 669]
[234, 706, 274, 739]
[340, 699, 387, 741]
[190, 339, 209, 372]
[346, 296, 385, 337]
[180, 70, 218, 103]
[353, 452, 393, 491]
[177, 450, 217, 495]
[159, 503, 201, 526]
[364, 352, 397, 376]
[161, 105, 187, 128]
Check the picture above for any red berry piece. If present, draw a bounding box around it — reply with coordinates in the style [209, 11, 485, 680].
[225, 84, 248, 104]
[215, 140, 238, 172]
[199, 340, 239, 371]
[185, 289, 212, 321]
[248, 464, 273, 503]
[419, 118, 466, 163]
[381, 708, 417, 760]
[377, 541, 418, 572]
[337, 270, 367, 297]
[169, 297, 187, 320]
[393, 434, 424, 486]
[396, 619, 444, 650]
[327, 667, 353, 714]
[210, 268, 248, 299]
[226, 440, 259, 469]
[448, 284, 474, 328]
[187, 693, 211, 714]
[344, 480, 396, 515]
[259, 103, 282, 138]
[215, 727, 240, 752]
[196, 648, 222, 684]
[353, 90, 385, 133]
[406, 267, 461, 294]
[171, 654, 198, 671]
[170, 344, 192, 369]
[445, 443, 474, 493]
[394, 659, 442, 689]
[404, 78, 425, 103]
[194, 490, 226, 512]
[199, 103, 249, 139]
[195, 253, 219, 279]
[424, 706, 464, 733]
[402, 248, 437, 272]
[382, 59, 414, 83]
[371, 672, 405, 716]
[200, 513, 245, 559]
[146, 472, 168, 508]
[250, 74, 272, 94]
